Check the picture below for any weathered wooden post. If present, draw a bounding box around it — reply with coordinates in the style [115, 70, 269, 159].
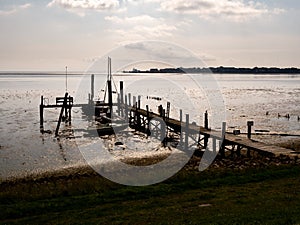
[146, 105, 150, 136]
[222, 122, 226, 138]
[204, 110, 208, 129]
[247, 121, 254, 139]
[212, 137, 217, 154]
[180, 109, 183, 146]
[125, 95, 128, 121]
[138, 95, 141, 109]
[40, 96, 44, 131]
[117, 94, 121, 116]
[91, 74, 94, 102]
[166, 102, 170, 121]
[128, 93, 132, 106]
[219, 140, 225, 158]
[219, 122, 227, 157]
[204, 111, 209, 148]
[120, 81, 124, 117]
[133, 96, 136, 107]
[107, 80, 113, 118]
[185, 114, 189, 151]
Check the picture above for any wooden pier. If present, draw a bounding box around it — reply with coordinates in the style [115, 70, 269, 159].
[40, 73, 299, 160]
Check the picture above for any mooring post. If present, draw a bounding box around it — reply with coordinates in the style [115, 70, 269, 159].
[91, 74, 94, 102]
[40, 95, 44, 131]
[107, 80, 113, 118]
[247, 121, 254, 139]
[212, 137, 217, 154]
[222, 122, 226, 138]
[219, 140, 225, 158]
[166, 102, 170, 121]
[133, 96, 136, 107]
[117, 94, 121, 116]
[146, 105, 150, 136]
[128, 93, 132, 106]
[120, 81, 124, 104]
[68, 104, 71, 125]
[120, 81, 124, 117]
[185, 114, 189, 151]
[204, 110, 208, 129]
[138, 95, 141, 109]
[125, 95, 128, 122]
[180, 109, 183, 146]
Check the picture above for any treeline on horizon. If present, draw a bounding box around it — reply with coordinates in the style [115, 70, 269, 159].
[124, 66, 300, 74]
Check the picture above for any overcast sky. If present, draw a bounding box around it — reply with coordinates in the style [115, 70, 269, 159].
[0, 0, 299, 71]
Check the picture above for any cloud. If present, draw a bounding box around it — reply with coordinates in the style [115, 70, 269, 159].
[47, 0, 120, 13]
[0, 3, 31, 16]
[156, 0, 284, 22]
[105, 15, 178, 40]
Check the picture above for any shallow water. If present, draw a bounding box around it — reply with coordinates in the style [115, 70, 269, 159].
[0, 73, 299, 180]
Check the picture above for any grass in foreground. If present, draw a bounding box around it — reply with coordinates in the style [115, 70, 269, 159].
[1, 165, 300, 224]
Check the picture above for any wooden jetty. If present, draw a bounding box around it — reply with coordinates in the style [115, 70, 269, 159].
[39, 59, 299, 160]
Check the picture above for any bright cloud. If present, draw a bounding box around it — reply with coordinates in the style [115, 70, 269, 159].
[47, 0, 119, 10]
[105, 15, 178, 40]
[0, 3, 31, 16]
[158, 0, 284, 21]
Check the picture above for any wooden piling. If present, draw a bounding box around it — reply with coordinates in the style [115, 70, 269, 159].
[204, 110, 208, 129]
[138, 95, 141, 109]
[40, 96, 44, 130]
[219, 140, 225, 158]
[247, 121, 254, 139]
[117, 94, 121, 116]
[212, 137, 217, 154]
[180, 109, 183, 145]
[91, 74, 94, 102]
[185, 114, 189, 151]
[146, 105, 150, 136]
[128, 93, 132, 106]
[133, 96, 136, 107]
[125, 95, 128, 121]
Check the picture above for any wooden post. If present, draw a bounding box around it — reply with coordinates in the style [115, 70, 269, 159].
[125, 95, 128, 121]
[117, 94, 121, 116]
[222, 122, 226, 138]
[107, 80, 113, 118]
[166, 102, 170, 121]
[55, 93, 68, 137]
[68, 105, 71, 125]
[120, 81, 124, 117]
[138, 95, 141, 109]
[180, 109, 183, 145]
[40, 96, 44, 131]
[212, 137, 216, 154]
[219, 140, 225, 158]
[146, 105, 150, 136]
[120, 81, 124, 104]
[204, 110, 208, 129]
[247, 121, 254, 139]
[91, 74, 94, 102]
[133, 96, 136, 107]
[185, 114, 189, 151]
[128, 93, 132, 106]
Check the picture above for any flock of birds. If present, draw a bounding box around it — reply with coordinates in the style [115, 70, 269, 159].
[265, 111, 300, 121]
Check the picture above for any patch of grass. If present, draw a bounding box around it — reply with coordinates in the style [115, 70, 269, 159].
[1, 165, 300, 224]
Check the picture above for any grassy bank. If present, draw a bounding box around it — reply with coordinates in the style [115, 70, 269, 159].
[1, 164, 300, 224]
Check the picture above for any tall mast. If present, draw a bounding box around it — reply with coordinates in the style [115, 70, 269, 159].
[65, 66, 68, 92]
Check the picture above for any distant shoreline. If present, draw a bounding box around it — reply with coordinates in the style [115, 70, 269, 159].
[124, 66, 300, 74]
[1, 66, 300, 75]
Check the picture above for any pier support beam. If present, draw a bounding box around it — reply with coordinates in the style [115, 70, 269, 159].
[40, 96, 44, 131]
